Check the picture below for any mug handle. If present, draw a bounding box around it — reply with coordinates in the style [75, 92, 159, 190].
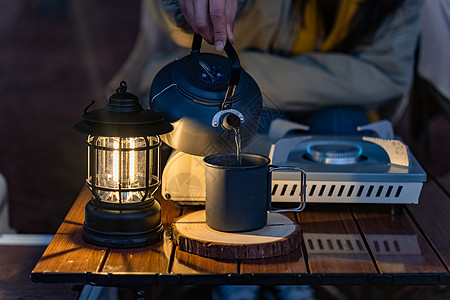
[268, 166, 306, 213]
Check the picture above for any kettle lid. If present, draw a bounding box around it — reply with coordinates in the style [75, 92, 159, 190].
[171, 52, 248, 105]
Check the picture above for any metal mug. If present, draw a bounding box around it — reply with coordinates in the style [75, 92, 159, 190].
[203, 153, 306, 232]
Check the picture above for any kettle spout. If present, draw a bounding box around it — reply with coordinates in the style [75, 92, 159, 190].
[223, 114, 241, 130]
[211, 109, 245, 130]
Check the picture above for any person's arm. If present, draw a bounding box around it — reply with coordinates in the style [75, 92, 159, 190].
[240, 0, 423, 114]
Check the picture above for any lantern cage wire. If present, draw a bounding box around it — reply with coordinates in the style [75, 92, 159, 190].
[86, 135, 161, 204]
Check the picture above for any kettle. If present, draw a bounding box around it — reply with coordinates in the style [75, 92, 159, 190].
[150, 34, 262, 157]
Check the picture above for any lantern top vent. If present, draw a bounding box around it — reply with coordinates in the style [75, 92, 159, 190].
[74, 81, 173, 137]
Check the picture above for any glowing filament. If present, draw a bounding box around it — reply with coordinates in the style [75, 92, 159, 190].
[113, 139, 120, 183]
[129, 139, 135, 182]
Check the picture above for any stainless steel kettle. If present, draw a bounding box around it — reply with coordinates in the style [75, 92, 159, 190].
[150, 34, 262, 156]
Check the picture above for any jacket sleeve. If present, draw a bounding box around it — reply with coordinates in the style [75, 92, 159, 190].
[239, 0, 423, 114]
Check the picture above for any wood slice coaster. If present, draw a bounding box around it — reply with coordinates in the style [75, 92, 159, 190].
[172, 210, 302, 260]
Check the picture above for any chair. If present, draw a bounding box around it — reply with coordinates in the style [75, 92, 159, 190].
[0, 173, 15, 234]
[409, 0, 450, 150]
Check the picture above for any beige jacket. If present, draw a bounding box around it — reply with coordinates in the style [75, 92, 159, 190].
[110, 0, 423, 119]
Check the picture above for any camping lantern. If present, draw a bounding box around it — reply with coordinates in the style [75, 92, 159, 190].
[74, 81, 173, 248]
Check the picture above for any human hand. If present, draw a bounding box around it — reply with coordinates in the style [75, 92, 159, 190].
[179, 0, 238, 52]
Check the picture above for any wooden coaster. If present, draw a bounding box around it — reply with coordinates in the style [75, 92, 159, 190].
[172, 210, 302, 259]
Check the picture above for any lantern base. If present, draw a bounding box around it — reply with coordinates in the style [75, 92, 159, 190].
[82, 198, 163, 248]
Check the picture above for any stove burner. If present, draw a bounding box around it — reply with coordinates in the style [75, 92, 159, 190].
[306, 141, 363, 165]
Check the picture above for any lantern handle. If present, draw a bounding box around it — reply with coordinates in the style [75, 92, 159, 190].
[84, 100, 95, 114]
[116, 81, 128, 93]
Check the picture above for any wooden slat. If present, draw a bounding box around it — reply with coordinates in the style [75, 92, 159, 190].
[32, 187, 107, 275]
[353, 203, 446, 274]
[298, 204, 376, 274]
[102, 233, 173, 273]
[102, 197, 181, 274]
[172, 248, 238, 274]
[160, 197, 184, 226]
[171, 206, 238, 275]
[407, 179, 450, 269]
[240, 213, 307, 274]
[241, 247, 306, 274]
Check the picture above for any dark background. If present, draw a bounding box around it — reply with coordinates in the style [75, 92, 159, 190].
[0, 0, 140, 233]
[0, 0, 449, 299]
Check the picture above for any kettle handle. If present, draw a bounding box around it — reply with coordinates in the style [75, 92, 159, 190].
[191, 33, 241, 86]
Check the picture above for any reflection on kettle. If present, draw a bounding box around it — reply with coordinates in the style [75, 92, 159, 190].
[149, 34, 262, 157]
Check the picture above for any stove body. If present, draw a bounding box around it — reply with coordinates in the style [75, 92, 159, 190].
[269, 135, 426, 204]
[161, 121, 426, 205]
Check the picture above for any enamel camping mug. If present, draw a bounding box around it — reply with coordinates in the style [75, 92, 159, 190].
[204, 153, 306, 232]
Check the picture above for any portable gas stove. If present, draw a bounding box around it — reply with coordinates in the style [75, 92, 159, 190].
[268, 134, 426, 204]
[161, 120, 426, 206]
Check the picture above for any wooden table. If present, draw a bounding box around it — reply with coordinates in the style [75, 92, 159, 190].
[31, 178, 450, 296]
